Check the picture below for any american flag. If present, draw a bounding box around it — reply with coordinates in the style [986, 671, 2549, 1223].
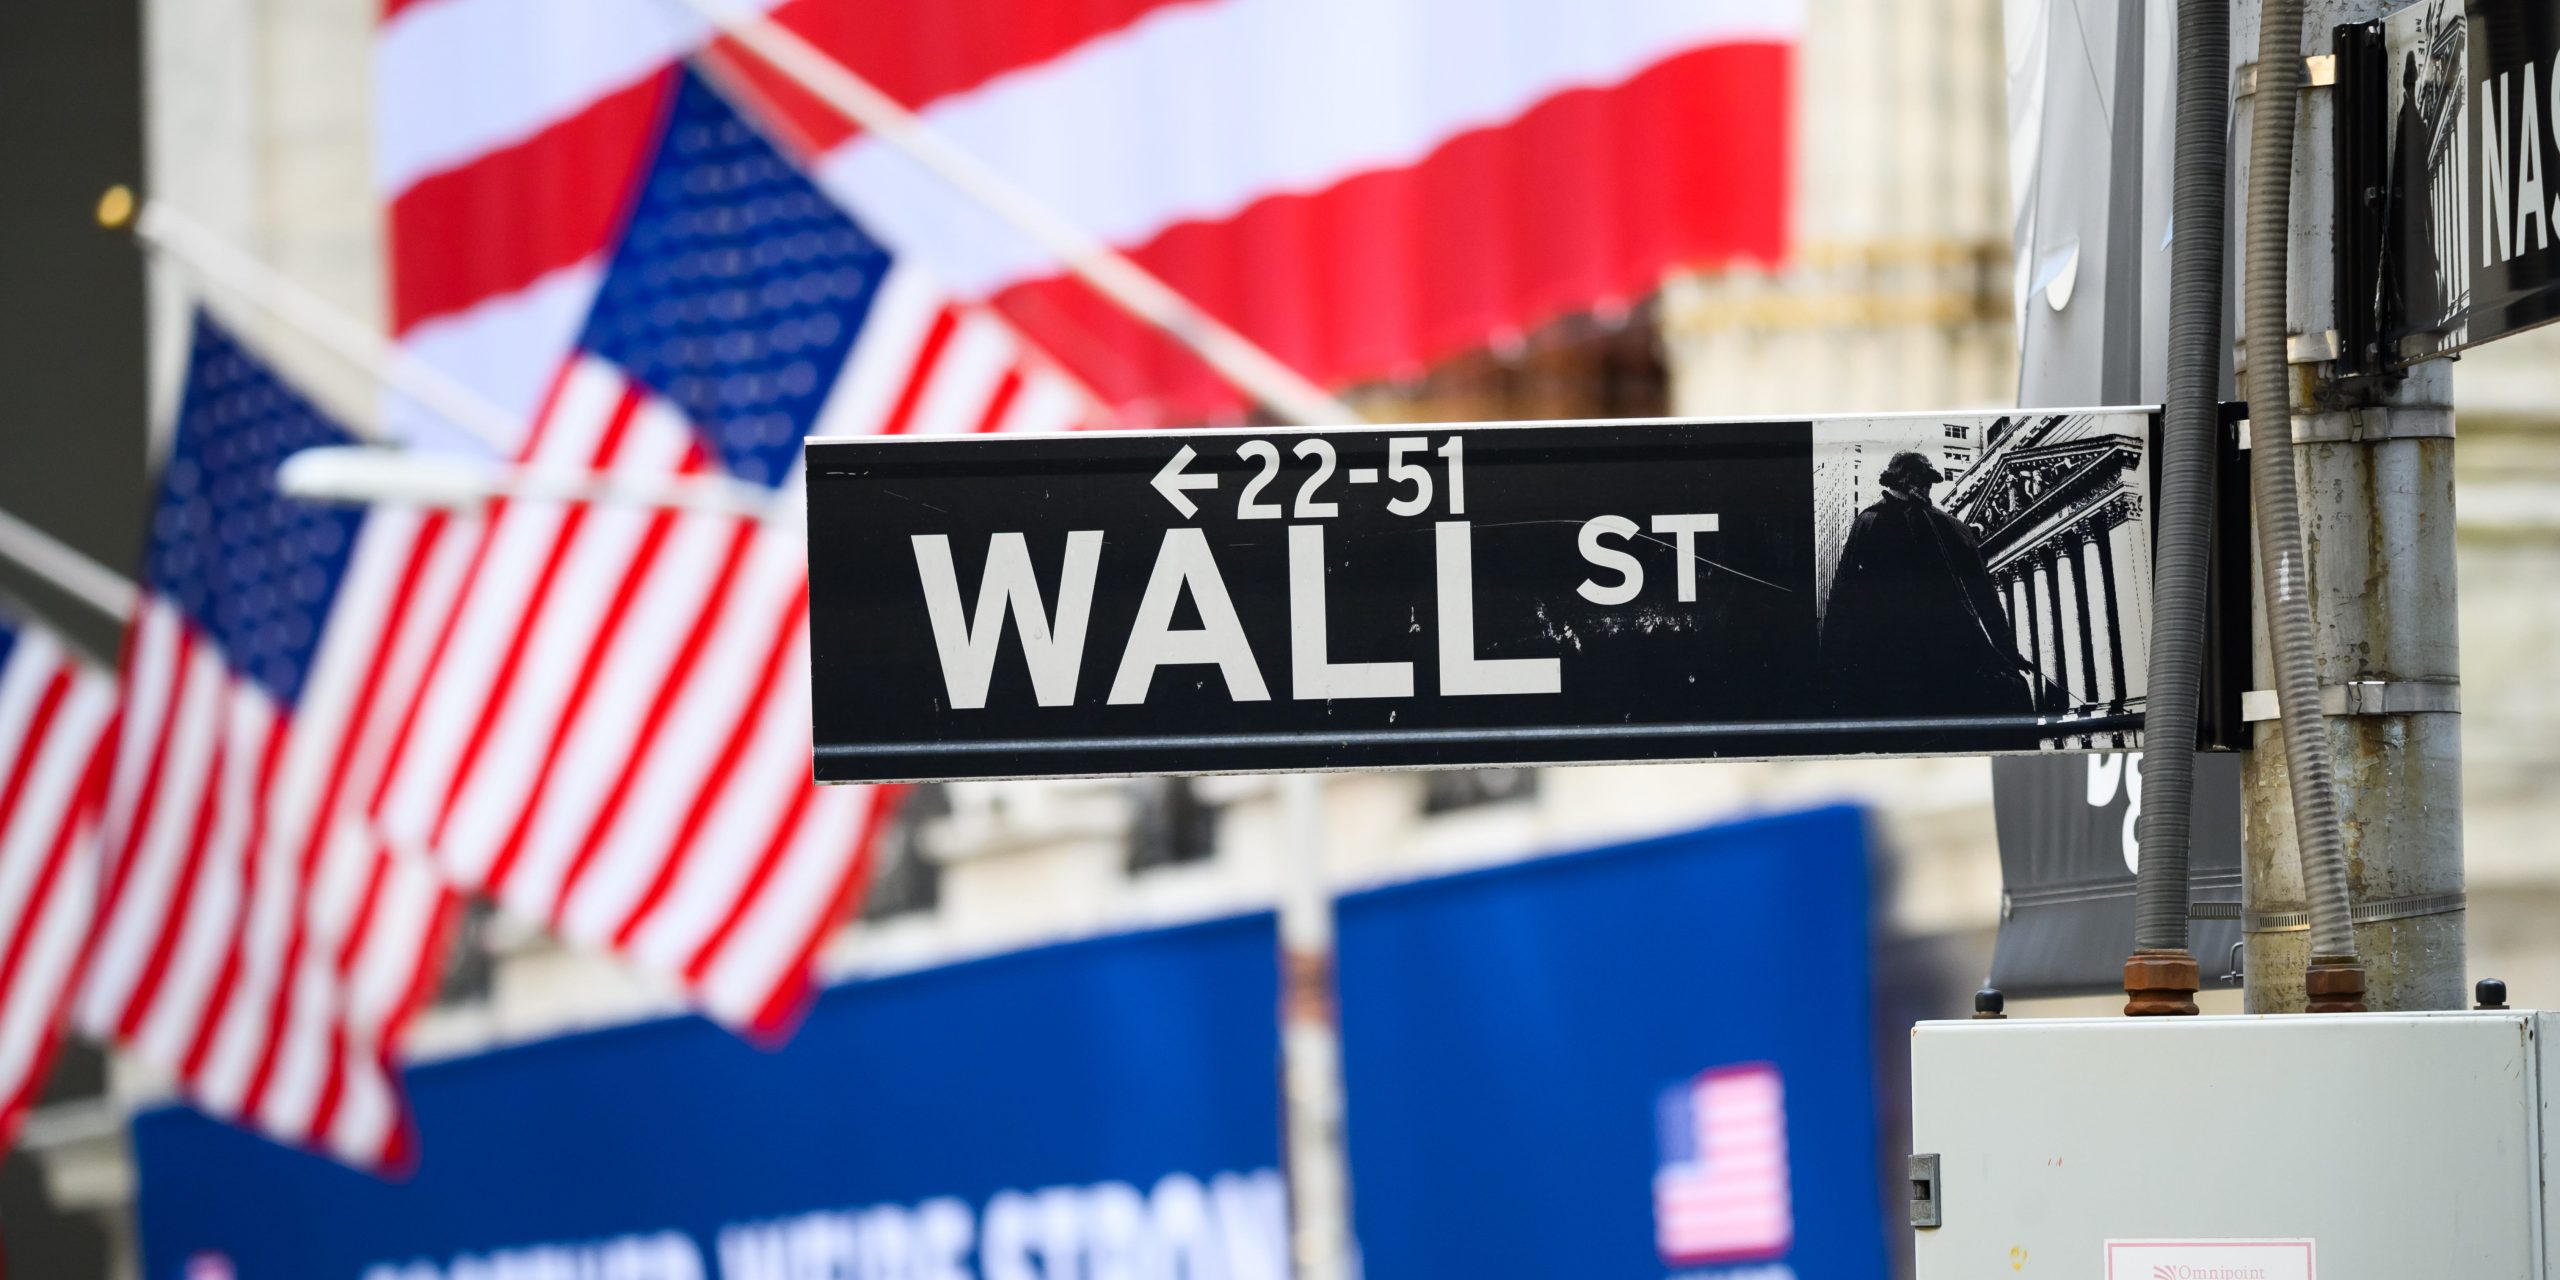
[368, 66, 1087, 1035]
[1654, 1062, 1794, 1265]
[73, 318, 462, 1169]
[376, 0, 1796, 433]
[0, 608, 116, 1150]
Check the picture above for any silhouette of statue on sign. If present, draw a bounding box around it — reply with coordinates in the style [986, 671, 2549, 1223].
[2387, 50, 2445, 334]
[1819, 451, 2036, 721]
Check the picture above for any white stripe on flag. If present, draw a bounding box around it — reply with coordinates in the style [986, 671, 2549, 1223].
[902, 313, 1017, 436]
[0, 629, 114, 1134]
[993, 371, 1085, 436]
[375, 0, 787, 196]
[813, 0, 1802, 298]
[495, 498, 744, 921]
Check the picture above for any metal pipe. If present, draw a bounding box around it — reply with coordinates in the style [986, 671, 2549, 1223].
[665, 0, 1359, 428]
[2128, 0, 2234, 986]
[2239, 0, 2360, 974]
[1276, 773, 1353, 1280]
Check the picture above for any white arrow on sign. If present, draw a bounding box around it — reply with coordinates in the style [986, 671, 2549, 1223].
[1151, 444, 1219, 518]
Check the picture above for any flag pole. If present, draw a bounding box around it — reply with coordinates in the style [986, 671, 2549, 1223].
[101, 190, 770, 515]
[665, 0, 1361, 429]
[107, 192, 511, 453]
[0, 504, 138, 621]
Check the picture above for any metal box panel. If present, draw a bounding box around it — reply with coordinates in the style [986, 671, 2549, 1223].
[1911, 1012, 2551, 1279]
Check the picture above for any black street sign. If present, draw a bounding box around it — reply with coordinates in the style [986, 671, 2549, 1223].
[2343, 0, 2560, 366]
[805, 411, 2157, 783]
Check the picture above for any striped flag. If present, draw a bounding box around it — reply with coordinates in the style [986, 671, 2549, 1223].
[369, 66, 1084, 1036]
[1653, 1062, 1795, 1266]
[0, 608, 116, 1151]
[375, 0, 1796, 432]
[74, 317, 462, 1169]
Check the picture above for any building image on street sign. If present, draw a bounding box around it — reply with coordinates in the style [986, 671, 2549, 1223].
[2384, 0, 2476, 361]
[2370, 0, 2560, 365]
[804, 409, 2153, 782]
[1815, 412, 2149, 750]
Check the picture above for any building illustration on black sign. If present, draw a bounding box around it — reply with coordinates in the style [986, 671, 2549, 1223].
[1943, 413, 2148, 746]
[1810, 413, 2145, 750]
[2385, 0, 2472, 357]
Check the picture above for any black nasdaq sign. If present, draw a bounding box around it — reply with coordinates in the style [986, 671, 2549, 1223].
[2343, 0, 2560, 365]
[805, 411, 2155, 783]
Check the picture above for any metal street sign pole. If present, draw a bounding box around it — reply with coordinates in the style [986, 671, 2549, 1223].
[2233, 0, 2468, 1011]
[1276, 773, 1352, 1280]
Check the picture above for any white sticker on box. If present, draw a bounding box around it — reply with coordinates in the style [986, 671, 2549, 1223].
[2105, 1239, 2315, 1280]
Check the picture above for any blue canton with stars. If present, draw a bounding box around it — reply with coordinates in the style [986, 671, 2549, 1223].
[144, 315, 366, 709]
[578, 68, 894, 488]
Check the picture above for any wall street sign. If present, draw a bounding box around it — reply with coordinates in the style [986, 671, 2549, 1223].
[2343, 0, 2560, 366]
[804, 411, 2156, 783]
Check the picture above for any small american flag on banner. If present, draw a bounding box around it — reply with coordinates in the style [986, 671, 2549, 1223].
[0, 607, 115, 1151]
[1654, 1061, 1794, 1266]
[370, 65, 1093, 1035]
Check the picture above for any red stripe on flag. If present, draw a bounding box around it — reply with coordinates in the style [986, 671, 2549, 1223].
[423, 385, 647, 854]
[0, 676, 90, 1010]
[0, 734, 113, 1142]
[478, 446, 705, 899]
[306, 1021, 350, 1154]
[707, 0, 1194, 158]
[373, 890, 464, 1175]
[744, 783, 898, 1042]
[876, 307, 961, 436]
[607, 580, 810, 951]
[990, 41, 1792, 421]
[389, 71, 672, 334]
[241, 516, 453, 1124]
[384, 0, 1187, 334]
[96, 627, 199, 923]
[679, 765, 815, 987]
[367, 372, 573, 821]
[0, 668, 72, 830]
[179, 723, 291, 1079]
[545, 518, 758, 919]
[111, 716, 230, 1041]
[971, 367, 1026, 434]
[0, 665, 70, 824]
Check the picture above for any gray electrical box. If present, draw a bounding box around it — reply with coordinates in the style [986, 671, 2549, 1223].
[1911, 1011, 2559, 1279]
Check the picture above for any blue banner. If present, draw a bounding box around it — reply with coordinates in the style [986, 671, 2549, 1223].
[134, 805, 1881, 1280]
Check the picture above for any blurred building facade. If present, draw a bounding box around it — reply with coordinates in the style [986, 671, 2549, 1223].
[16, 0, 2560, 1277]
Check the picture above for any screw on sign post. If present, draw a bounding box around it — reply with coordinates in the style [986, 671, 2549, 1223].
[802, 408, 2171, 781]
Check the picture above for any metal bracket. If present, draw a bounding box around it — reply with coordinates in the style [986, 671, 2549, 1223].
[2244, 891, 2467, 934]
[2235, 54, 2338, 96]
[2241, 680, 2460, 721]
[2231, 329, 2341, 373]
[1909, 1154, 1942, 1229]
[2290, 405, 2456, 443]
